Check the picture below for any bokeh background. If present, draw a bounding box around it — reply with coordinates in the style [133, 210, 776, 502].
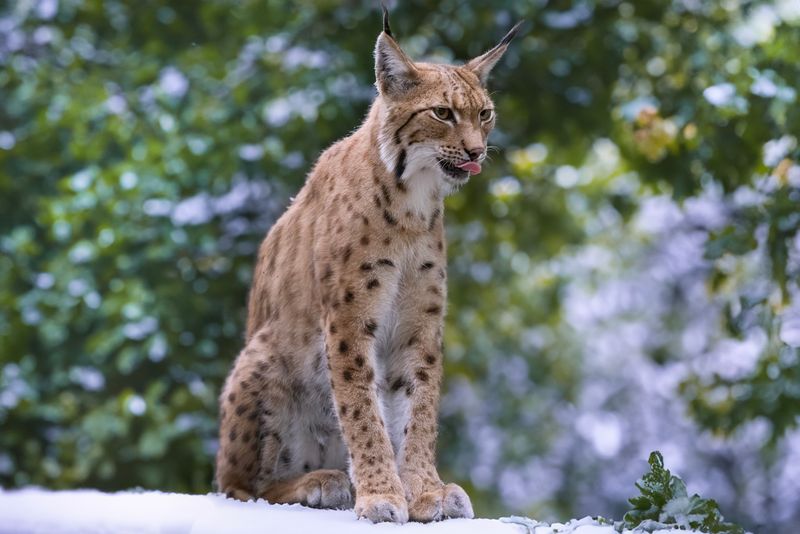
[2, 0, 800, 531]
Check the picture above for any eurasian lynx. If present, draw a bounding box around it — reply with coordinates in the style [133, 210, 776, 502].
[216, 8, 521, 523]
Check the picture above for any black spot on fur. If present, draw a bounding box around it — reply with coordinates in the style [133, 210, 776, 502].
[360, 236, 370, 246]
[235, 405, 247, 416]
[367, 279, 380, 290]
[343, 369, 353, 381]
[228, 392, 236, 403]
[280, 449, 292, 465]
[360, 262, 373, 271]
[364, 320, 377, 336]
[395, 150, 407, 180]
[380, 183, 392, 205]
[428, 208, 441, 231]
[321, 264, 333, 281]
[420, 261, 435, 270]
[355, 355, 365, 367]
[425, 353, 436, 365]
[339, 340, 349, 353]
[342, 245, 352, 263]
[353, 408, 361, 420]
[425, 305, 442, 315]
[377, 258, 394, 267]
[391, 378, 407, 392]
[383, 210, 397, 226]
[416, 369, 429, 382]
[229, 430, 237, 441]
[344, 290, 354, 303]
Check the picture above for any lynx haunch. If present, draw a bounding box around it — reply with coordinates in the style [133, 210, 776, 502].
[216, 8, 521, 524]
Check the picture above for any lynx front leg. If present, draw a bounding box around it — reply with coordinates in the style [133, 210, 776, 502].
[395, 257, 474, 522]
[322, 253, 409, 523]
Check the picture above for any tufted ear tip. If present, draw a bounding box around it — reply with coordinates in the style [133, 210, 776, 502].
[465, 21, 525, 86]
[499, 20, 525, 47]
[381, 2, 392, 37]
[374, 6, 418, 97]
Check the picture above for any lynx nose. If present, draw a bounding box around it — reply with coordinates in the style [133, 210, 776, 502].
[465, 147, 484, 161]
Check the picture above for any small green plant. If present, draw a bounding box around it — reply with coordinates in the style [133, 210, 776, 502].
[619, 451, 745, 533]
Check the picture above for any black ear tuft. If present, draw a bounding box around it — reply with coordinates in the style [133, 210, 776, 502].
[464, 20, 525, 86]
[374, 4, 418, 97]
[381, 3, 393, 37]
[499, 20, 524, 47]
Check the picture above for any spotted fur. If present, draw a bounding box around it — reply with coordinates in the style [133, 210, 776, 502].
[216, 8, 520, 524]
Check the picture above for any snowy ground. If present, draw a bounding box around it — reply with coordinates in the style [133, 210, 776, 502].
[0, 489, 698, 534]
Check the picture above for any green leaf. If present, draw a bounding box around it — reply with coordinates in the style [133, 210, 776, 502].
[622, 451, 745, 534]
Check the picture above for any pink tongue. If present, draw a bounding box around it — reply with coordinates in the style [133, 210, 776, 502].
[456, 161, 482, 175]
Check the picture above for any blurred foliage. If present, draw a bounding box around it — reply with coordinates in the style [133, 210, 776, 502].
[1, 0, 799, 532]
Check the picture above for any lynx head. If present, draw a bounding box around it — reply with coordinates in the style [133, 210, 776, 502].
[374, 6, 522, 189]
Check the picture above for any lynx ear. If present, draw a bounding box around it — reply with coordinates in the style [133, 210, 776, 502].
[375, 5, 418, 96]
[465, 21, 524, 86]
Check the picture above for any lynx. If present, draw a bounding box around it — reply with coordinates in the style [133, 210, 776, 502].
[216, 8, 521, 523]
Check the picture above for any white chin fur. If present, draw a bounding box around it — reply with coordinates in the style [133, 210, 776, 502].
[401, 146, 445, 215]
[378, 141, 461, 215]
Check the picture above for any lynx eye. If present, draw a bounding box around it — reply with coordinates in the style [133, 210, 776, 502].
[479, 108, 494, 122]
[433, 107, 453, 121]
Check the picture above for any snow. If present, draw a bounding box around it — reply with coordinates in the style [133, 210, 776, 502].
[0, 489, 703, 534]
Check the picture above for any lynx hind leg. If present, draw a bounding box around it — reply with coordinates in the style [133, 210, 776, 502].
[261, 469, 354, 509]
[216, 347, 272, 500]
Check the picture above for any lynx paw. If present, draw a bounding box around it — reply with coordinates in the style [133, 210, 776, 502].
[355, 493, 409, 523]
[222, 488, 254, 502]
[442, 483, 474, 519]
[299, 470, 354, 509]
[408, 483, 474, 522]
